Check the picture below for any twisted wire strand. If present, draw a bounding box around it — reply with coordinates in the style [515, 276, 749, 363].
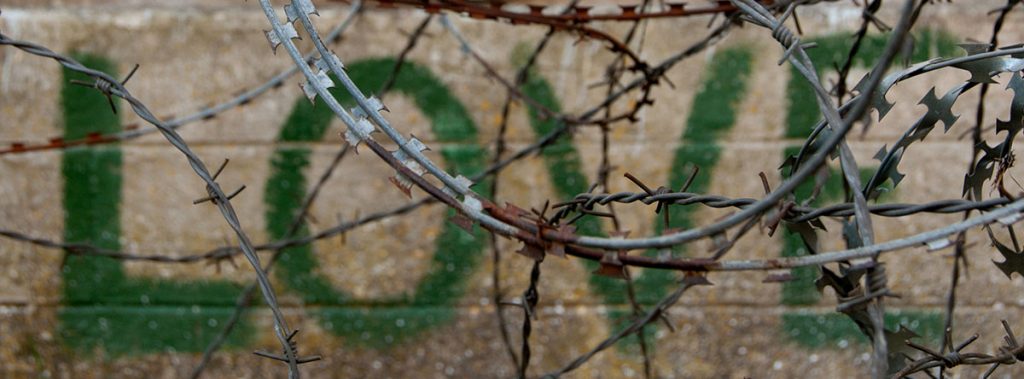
[740, 0, 882, 261]
[328, 0, 757, 24]
[3, 193, 1010, 265]
[895, 326, 1024, 378]
[566, 192, 1014, 223]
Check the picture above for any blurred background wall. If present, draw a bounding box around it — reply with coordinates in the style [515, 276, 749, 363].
[1, 1, 1023, 377]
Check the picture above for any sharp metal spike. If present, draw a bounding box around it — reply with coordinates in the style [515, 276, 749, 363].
[918, 87, 961, 132]
[285, 0, 320, 23]
[299, 69, 334, 103]
[343, 118, 376, 152]
[874, 145, 888, 161]
[264, 24, 299, 54]
[952, 47, 1024, 84]
[314, 52, 344, 72]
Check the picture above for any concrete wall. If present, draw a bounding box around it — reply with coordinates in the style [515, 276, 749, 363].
[2, 1, 1024, 377]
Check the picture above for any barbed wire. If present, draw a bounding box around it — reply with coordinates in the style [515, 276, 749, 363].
[561, 191, 1015, 223]
[330, 0, 754, 24]
[5, 0, 1024, 377]
[258, 0, 1024, 270]
[0, 31, 308, 378]
[4, 191, 1010, 266]
[257, 1, 1024, 376]
[258, 0, 1024, 266]
[190, 143, 351, 379]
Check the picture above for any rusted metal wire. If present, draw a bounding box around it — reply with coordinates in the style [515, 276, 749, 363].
[0, 8, 362, 156]
[9, 0, 1015, 274]
[329, 0, 761, 24]
[5, 0, 1024, 376]
[282, 0, 1024, 260]
[256, 3, 1024, 376]
[893, 320, 1024, 377]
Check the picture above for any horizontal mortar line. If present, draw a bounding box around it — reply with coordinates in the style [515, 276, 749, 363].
[3, 301, 1018, 313]
[0, 138, 978, 151]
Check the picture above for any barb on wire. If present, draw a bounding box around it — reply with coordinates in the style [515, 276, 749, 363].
[190, 143, 351, 379]
[6, 0, 1024, 376]
[286, 0, 882, 260]
[893, 320, 1024, 378]
[68, 63, 139, 114]
[480, 2, 1024, 253]
[192, 159, 247, 205]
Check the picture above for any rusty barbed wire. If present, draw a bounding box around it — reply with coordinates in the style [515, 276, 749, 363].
[257, 3, 1024, 377]
[258, 4, 1024, 376]
[330, 0, 757, 24]
[259, 0, 1024, 273]
[5, 191, 1011, 266]
[5, 0, 1024, 376]
[892, 320, 1024, 377]
[435, 0, 673, 128]
[559, 190, 1016, 223]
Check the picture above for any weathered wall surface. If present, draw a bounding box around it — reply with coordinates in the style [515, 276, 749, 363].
[1, 1, 1024, 378]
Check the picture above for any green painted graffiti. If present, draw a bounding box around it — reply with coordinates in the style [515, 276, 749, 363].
[59, 54, 250, 355]
[779, 31, 958, 347]
[57, 49, 756, 352]
[518, 46, 754, 345]
[55, 33, 954, 355]
[590, 47, 750, 351]
[265, 58, 490, 347]
[783, 311, 943, 349]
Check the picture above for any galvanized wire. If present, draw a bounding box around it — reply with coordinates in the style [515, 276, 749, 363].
[6, 1, 1024, 376]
